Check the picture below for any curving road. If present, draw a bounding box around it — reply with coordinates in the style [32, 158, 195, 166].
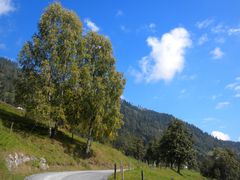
[25, 170, 116, 180]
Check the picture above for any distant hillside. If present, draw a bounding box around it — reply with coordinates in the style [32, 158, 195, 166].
[115, 100, 240, 157]
[0, 57, 18, 105]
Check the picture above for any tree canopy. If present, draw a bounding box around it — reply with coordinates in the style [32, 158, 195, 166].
[158, 120, 195, 173]
[200, 148, 240, 180]
[16, 2, 125, 153]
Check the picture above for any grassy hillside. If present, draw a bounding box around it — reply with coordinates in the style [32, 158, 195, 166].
[109, 167, 206, 180]
[0, 101, 138, 179]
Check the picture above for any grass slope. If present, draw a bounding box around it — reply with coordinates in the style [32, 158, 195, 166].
[0, 102, 137, 179]
[109, 167, 206, 180]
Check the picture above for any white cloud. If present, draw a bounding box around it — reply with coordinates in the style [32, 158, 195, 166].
[0, 0, 15, 16]
[137, 23, 157, 33]
[204, 117, 216, 121]
[215, 37, 225, 44]
[211, 95, 217, 100]
[211, 24, 226, 34]
[0, 43, 6, 49]
[148, 23, 156, 32]
[228, 28, 240, 35]
[211, 94, 222, 100]
[196, 19, 214, 29]
[116, 10, 123, 17]
[226, 78, 240, 98]
[133, 27, 191, 82]
[120, 25, 130, 33]
[211, 131, 230, 141]
[180, 89, 186, 94]
[211, 47, 224, 59]
[203, 117, 218, 123]
[235, 94, 240, 98]
[180, 74, 197, 81]
[236, 77, 240, 81]
[198, 34, 208, 45]
[84, 19, 100, 32]
[226, 82, 238, 89]
[215, 101, 230, 109]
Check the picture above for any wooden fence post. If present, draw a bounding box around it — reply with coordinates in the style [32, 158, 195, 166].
[141, 170, 144, 180]
[121, 161, 124, 180]
[114, 163, 117, 180]
[10, 122, 14, 133]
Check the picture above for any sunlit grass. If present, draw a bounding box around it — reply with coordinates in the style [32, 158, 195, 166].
[109, 167, 207, 180]
[0, 101, 138, 179]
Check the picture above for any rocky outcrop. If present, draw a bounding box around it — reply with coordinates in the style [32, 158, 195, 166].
[39, 157, 49, 170]
[5, 152, 49, 171]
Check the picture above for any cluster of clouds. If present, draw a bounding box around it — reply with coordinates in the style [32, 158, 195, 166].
[130, 17, 240, 83]
[196, 18, 240, 61]
[132, 27, 192, 82]
[0, 0, 15, 16]
[196, 18, 240, 36]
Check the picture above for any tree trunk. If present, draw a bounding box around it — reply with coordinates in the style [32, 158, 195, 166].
[49, 122, 58, 138]
[85, 125, 93, 155]
[49, 127, 52, 138]
[177, 163, 181, 174]
[86, 136, 92, 155]
[72, 132, 74, 141]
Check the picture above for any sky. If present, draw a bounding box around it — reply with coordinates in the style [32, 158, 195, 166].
[0, 0, 240, 142]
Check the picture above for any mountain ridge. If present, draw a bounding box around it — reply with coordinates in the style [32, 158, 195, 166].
[116, 100, 240, 156]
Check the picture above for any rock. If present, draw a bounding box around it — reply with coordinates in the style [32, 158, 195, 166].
[39, 157, 49, 170]
[6, 154, 15, 170]
[5, 152, 38, 171]
[16, 106, 24, 110]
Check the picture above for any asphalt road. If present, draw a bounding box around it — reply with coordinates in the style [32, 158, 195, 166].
[25, 170, 116, 180]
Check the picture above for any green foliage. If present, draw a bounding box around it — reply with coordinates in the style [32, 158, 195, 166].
[109, 167, 206, 180]
[80, 32, 125, 154]
[157, 120, 196, 173]
[200, 148, 240, 180]
[144, 138, 159, 164]
[117, 135, 145, 160]
[16, 2, 125, 153]
[17, 3, 83, 129]
[0, 57, 18, 105]
[159, 120, 195, 172]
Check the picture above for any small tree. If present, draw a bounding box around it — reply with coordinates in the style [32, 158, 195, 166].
[158, 120, 195, 173]
[144, 139, 159, 165]
[201, 148, 240, 180]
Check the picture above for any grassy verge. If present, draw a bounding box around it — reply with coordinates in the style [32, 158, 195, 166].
[0, 101, 138, 179]
[108, 167, 207, 180]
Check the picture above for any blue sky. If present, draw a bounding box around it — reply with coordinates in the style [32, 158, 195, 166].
[1, 0, 240, 141]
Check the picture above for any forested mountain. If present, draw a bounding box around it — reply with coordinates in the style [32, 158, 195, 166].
[114, 100, 240, 157]
[0, 57, 18, 105]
